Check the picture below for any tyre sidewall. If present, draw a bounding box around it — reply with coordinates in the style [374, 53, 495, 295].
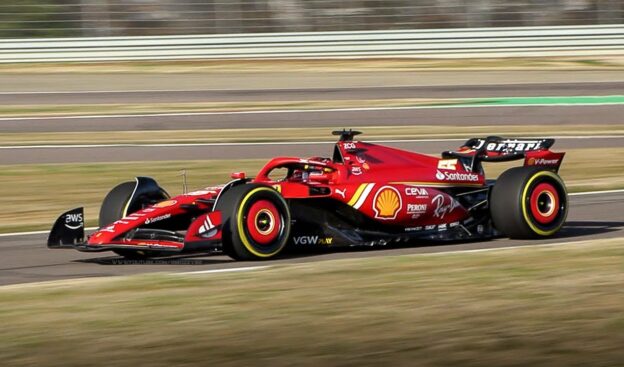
[217, 184, 291, 260]
[99, 180, 169, 258]
[99, 181, 136, 228]
[490, 167, 568, 238]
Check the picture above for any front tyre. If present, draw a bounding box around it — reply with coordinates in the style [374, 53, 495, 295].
[99, 180, 168, 259]
[216, 184, 291, 260]
[490, 167, 568, 239]
[99, 181, 136, 229]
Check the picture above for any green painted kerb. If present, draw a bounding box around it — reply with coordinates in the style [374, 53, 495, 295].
[441, 95, 624, 107]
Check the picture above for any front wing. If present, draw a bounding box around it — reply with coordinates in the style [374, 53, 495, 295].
[47, 208, 223, 253]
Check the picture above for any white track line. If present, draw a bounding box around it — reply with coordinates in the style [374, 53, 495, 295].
[178, 266, 269, 275]
[1, 101, 624, 121]
[418, 236, 623, 257]
[0, 135, 622, 150]
[569, 188, 624, 196]
[0, 227, 97, 238]
[0, 139, 462, 149]
[0, 230, 50, 237]
[1, 189, 622, 238]
[0, 89, 254, 95]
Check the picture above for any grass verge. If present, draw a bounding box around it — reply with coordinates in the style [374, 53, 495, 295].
[0, 237, 623, 366]
[0, 148, 622, 233]
[2, 125, 623, 146]
[1, 57, 624, 74]
[0, 159, 264, 233]
[0, 99, 457, 117]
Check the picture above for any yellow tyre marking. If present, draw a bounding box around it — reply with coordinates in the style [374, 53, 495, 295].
[237, 187, 287, 258]
[347, 184, 368, 206]
[122, 200, 131, 218]
[122, 187, 135, 218]
[521, 171, 567, 236]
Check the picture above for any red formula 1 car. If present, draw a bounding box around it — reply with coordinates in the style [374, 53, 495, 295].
[49, 130, 568, 260]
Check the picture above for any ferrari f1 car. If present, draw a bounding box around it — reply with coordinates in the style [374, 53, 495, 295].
[48, 130, 568, 260]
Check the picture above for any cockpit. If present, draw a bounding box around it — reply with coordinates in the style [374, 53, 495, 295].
[252, 130, 362, 186]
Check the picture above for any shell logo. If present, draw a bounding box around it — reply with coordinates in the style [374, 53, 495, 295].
[373, 186, 402, 220]
[527, 157, 536, 165]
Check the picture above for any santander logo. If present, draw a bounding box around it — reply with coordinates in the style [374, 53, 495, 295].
[436, 170, 479, 182]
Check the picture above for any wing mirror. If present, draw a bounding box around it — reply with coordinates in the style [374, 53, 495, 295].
[230, 172, 246, 179]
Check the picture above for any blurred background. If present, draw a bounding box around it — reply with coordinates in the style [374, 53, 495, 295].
[0, 1, 623, 366]
[1, 0, 623, 38]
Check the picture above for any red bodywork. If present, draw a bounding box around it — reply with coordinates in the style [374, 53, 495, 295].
[78, 136, 564, 253]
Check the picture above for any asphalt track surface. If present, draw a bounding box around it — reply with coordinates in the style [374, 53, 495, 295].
[2, 80, 624, 133]
[2, 105, 624, 133]
[2, 82, 624, 105]
[1, 191, 622, 286]
[1, 70, 623, 94]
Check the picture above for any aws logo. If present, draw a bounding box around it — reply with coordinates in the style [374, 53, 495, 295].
[373, 186, 402, 220]
[64, 213, 83, 230]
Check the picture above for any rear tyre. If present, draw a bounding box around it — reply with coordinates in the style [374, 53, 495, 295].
[99, 181, 168, 259]
[490, 167, 568, 239]
[216, 184, 291, 261]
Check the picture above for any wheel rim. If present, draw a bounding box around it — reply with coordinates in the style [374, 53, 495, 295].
[245, 199, 282, 245]
[529, 182, 560, 225]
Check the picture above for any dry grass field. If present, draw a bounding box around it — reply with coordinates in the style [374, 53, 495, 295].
[0, 237, 622, 366]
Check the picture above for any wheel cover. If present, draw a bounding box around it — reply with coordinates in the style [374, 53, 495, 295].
[245, 200, 281, 245]
[530, 182, 560, 224]
[521, 170, 568, 236]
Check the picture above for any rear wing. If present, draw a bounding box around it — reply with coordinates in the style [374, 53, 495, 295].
[442, 136, 565, 172]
